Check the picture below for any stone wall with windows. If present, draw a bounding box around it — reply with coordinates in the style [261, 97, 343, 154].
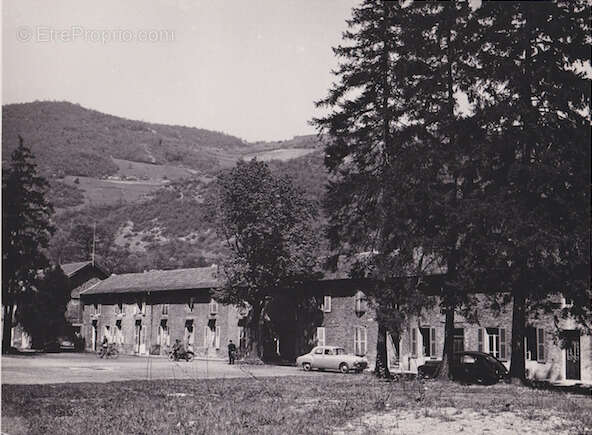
[392, 294, 591, 383]
[81, 290, 241, 359]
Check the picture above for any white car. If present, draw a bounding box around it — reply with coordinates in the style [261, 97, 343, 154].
[296, 345, 368, 373]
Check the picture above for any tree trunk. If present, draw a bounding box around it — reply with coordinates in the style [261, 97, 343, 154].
[244, 302, 265, 363]
[2, 304, 14, 354]
[509, 290, 526, 384]
[374, 322, 391, 378]
[436, 305, 455, 380]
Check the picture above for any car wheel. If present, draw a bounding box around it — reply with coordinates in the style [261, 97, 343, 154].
[339, 363, 349, 374]
[302, 362, 312, 371]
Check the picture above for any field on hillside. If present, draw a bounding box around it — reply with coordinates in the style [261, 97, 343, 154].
[242, 147, 317, 162]
[112, 158, 196, 180]
[62, 176, 163, 206]
[2, 376, 591, 434]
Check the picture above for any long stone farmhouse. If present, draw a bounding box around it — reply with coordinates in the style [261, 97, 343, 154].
[79, 265, 591, 384]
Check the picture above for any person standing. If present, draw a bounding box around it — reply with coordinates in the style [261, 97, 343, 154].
[228, 340, 237, 365]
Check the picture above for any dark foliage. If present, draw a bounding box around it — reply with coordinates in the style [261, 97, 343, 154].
[2, 137, 54, 352]
[15, 266, 70, 348]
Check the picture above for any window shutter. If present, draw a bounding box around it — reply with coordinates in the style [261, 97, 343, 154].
[215, 326, 221, 349]
[478, 328, 483, 352]
[537, 329, 545, 362]
[324, 296, 331, 313]
[317, 327, 325, 346]
[500, 328, 507, 360]
[411, 328, 417, 357]
[362, 327, 367, 355]
[430, 327, 436, 358]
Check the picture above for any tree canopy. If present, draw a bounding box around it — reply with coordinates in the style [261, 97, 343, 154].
[315, 0, 590, 380]
[211, 159, 320, 359]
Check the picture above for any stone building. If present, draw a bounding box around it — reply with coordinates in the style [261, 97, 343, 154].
[62, 261, 110, 337]
[80, 266, 242, 358]
[389, 293, 590, 384]
[79, 265, 589, 383]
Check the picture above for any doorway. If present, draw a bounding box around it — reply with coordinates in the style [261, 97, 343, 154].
[134, 320, 143, 354]
[564, 330, 581, 380]
[91, 320, 98, 351]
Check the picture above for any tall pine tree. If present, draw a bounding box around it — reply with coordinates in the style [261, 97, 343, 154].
[462, 0, 590, 383]
[2, 137, 54, 353]
[315, 0, 479, 378]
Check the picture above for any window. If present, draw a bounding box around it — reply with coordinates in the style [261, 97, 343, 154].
[115, 320, 124, 345]
[479, 327, 507, 360]
[187, 297, 195, 312]
[185, 320, 194, 346]
[159, 319, 169, 347]
[162, 304, 169, 315]
[453, 328, 464, 354]
[210, 299, 218, 315]
[115, 302, 125, 315]
[537, 328, 545, 362]
[136, 299, 146, 315]
[411, 328, 418, 357]
[354, 291, 366, 313]
[354, 326, 367, 356]
[420, 327, 437, 358]
[527, 327, 546, 362]
[316, 327, 325, 346]
[324, 348, 333, 355]
[322, 296, 331, 313]
[314, 347, 323, 355]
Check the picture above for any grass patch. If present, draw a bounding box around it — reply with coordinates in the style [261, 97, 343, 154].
[2, 376, 591, 434]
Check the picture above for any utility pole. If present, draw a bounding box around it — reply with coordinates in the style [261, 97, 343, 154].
[91, 222, 96, 266]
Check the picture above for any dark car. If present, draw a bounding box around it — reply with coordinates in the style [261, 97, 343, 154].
[418, 351, 509, 385]
[43, 336, 76, 353]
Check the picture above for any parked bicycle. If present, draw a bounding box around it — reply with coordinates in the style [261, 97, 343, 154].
[96, 343, 119, 359]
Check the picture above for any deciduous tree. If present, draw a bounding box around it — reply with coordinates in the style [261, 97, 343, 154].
[211, 159, 320, 360]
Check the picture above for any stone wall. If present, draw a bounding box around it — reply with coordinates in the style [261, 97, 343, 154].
[82, 290, 241, 359]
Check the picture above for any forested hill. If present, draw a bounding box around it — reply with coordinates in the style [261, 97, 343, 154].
[2, 101, 328, 272]
[2, 101, 321, 178]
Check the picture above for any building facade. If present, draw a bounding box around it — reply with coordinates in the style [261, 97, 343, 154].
[80, 266, 243, 359]
[385, 294, 590, 383]
[79, 266, 590, 383]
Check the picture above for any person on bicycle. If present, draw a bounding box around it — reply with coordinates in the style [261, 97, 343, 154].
[172, 339, 184, 359]
[228, 340, 237, 365]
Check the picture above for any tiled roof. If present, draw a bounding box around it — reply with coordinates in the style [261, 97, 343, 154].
[60, 261, 109, 278]
[81, 266, 218, 295]
[61, 261, 92, 277]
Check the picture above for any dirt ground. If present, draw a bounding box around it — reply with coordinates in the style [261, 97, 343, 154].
[0, 352, 322, 385]
[334, 406, 589, 434]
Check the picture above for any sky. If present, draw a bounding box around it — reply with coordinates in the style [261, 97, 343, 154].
[2, 0, 359, 142]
